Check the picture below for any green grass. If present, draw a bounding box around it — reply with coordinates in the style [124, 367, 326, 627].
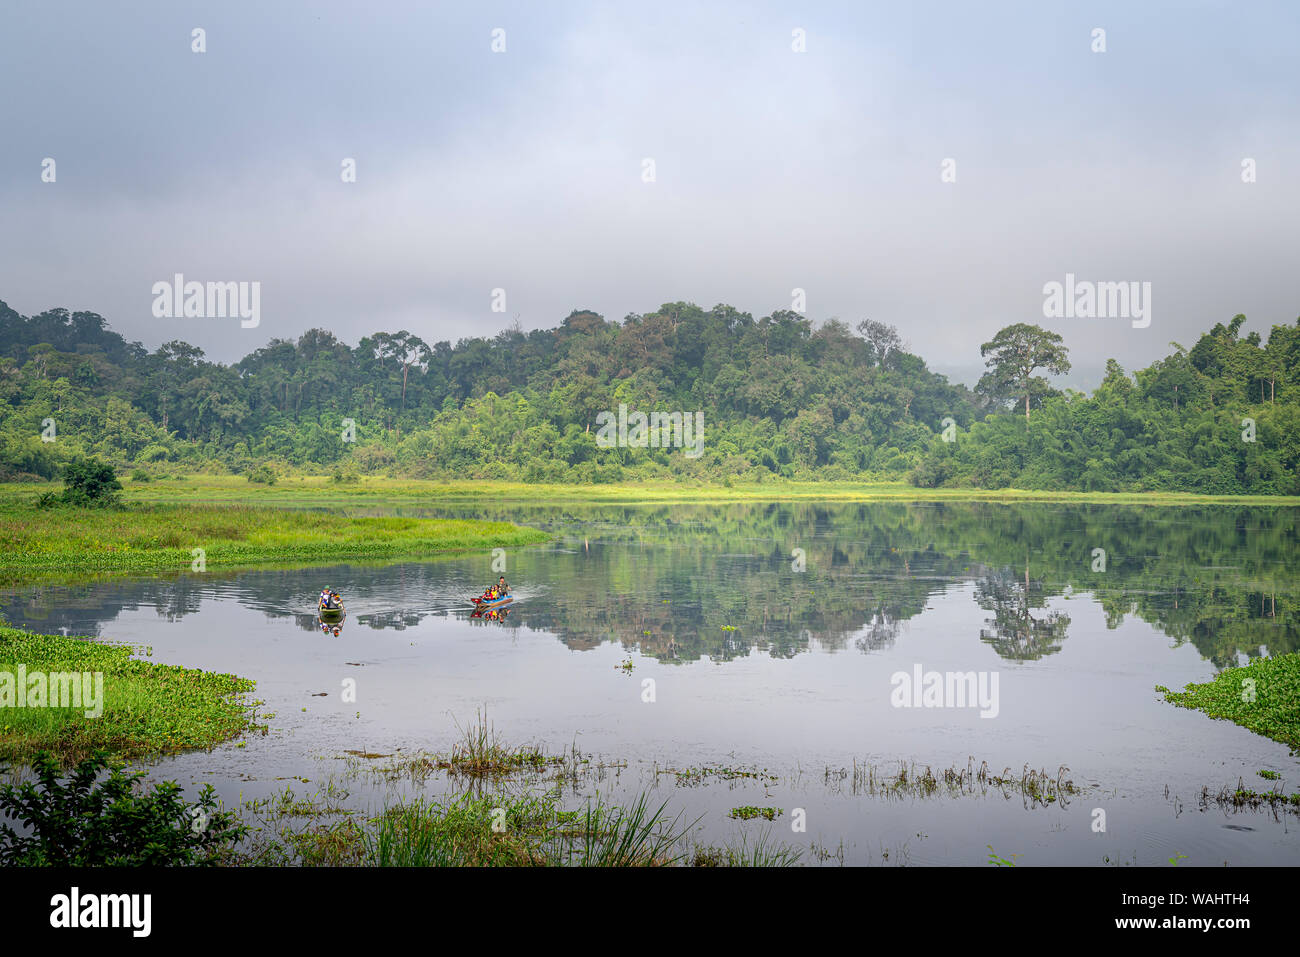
[1159, 653, 1300, 753]
[693, 829, 803, 867]
[0, 497, 550, 584]
[244, 786, 707, 867]
[8, 476, 1297, 508]
[0, 627, 259, 764]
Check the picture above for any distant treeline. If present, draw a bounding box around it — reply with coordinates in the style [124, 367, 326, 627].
[0, 299, 1297, 493]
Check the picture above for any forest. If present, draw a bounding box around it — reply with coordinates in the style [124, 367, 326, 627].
[1, 298, 1297, 493]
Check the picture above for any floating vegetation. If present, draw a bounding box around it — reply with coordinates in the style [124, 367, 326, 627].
[0, 627, 260, 765]
[1158, 653, 1300, 753]
[729, 805, 782, 821]
[656, 764, 779, 787]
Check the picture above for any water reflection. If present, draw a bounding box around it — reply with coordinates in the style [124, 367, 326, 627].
[315, 609, 346, 638]
[975, 567, 1071, 661]
[470, 606, 512, 624]
[0, 501, 1294, 669]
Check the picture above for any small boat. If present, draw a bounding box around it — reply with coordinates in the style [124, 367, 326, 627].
[471, 594, 512, 608]
[319, 599, 345, 619]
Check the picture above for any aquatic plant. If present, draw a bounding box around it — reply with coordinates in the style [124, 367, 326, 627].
[0, 627, 259, 764]
[1159, 653, 1300, 753]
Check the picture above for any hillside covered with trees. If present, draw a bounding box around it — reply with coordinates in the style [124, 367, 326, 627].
[1, 298, 1297, 493]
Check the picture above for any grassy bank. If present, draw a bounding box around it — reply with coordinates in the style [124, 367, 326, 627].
[0, 498, 550, 583]
[8, 476, 1299, 508]
[0, 628, 258, 764]
[1159, 653, 1300, 753]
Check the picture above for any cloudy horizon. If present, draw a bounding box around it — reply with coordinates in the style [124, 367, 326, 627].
[2, 0, 1297, 389]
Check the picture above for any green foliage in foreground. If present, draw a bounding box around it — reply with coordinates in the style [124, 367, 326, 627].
[1159, 652, 1300, 753]
[0, 628, 257, 764]
[0, 752, 244, 865]
[0, 500, 549, 579]
[241, 711, 800, 867]
[248, 786, 799, 868]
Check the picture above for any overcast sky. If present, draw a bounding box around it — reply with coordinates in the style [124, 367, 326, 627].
[1, 0, 1297, 388]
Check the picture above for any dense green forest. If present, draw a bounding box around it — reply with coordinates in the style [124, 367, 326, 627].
[1, 298, 1297, 493]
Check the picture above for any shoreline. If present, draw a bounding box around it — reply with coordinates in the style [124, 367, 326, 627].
[6, 477, 1299, 508]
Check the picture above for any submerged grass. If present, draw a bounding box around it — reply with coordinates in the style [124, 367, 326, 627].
[823, 758, 1081, 807]
[244, 785, 709, 867]
[1158, 652, 1300, 753]
[432, 709, 559, 778]
[0, 627, 260, 764]
[241, 716, 803, 867]
[1199, 779, 1300, 815]
[0, 499, 549, 584]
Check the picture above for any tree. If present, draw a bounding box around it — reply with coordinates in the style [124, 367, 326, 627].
[978, 323, 1071, 419]
[856, 320, 905, 367]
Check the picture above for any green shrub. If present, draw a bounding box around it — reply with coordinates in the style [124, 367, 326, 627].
[36, 457, 122, 508]
[0, 752, 245, 866]
[246, 464, 277, 485]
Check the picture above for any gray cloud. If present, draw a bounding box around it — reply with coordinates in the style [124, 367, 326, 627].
[1, 0, 1297, 388]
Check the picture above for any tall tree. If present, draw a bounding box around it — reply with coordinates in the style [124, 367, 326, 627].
[978, 323, 1071, 419]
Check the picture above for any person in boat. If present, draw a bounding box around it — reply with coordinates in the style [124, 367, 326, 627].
[496, 576, 510, 597]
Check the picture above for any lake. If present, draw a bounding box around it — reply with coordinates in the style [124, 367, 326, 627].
[3, 500, 1297, 865]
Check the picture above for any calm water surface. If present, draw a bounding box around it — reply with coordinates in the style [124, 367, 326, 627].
[4, 501, 1297, 865]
